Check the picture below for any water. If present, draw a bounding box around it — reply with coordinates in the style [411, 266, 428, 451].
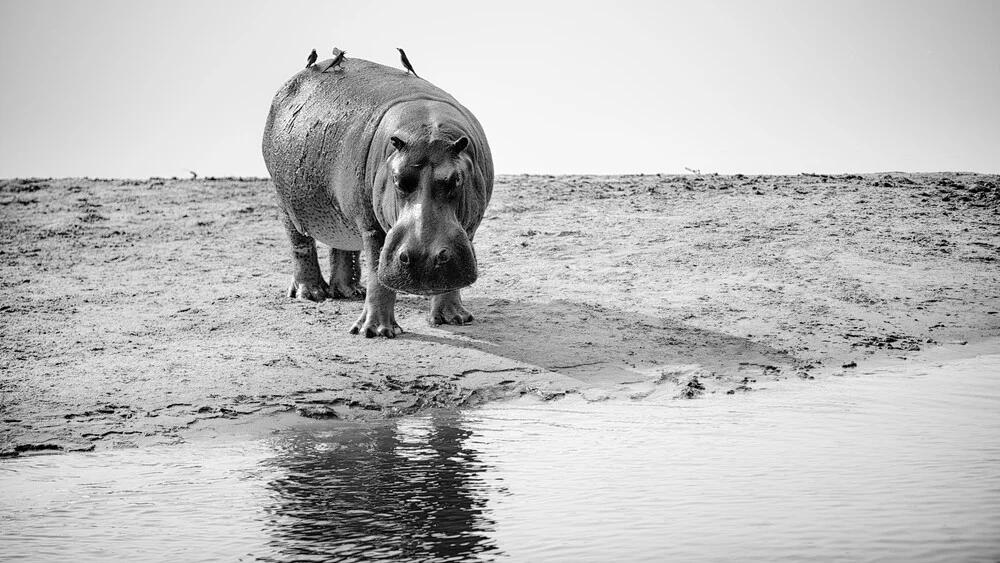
[2, 354, 999, 562]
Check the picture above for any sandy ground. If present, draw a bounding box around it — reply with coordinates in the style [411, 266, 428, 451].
[1, 173, 998, 456]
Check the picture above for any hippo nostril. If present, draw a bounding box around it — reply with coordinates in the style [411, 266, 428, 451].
[435, 248, 451, 266]
[398, 249, 410, 265]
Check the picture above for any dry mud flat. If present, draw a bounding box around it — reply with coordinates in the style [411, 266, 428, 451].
[1, 173, 998, 456]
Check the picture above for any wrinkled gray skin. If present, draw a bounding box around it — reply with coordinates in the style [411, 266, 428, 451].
[262, 56, 493, 338]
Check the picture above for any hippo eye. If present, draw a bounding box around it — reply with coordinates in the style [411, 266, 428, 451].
[449, 172, 464, 195]
[395, 172, 418, 194]
[439, 173, 461, 198]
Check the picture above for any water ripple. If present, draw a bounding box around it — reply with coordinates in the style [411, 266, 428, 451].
[1, 354, 998, 562]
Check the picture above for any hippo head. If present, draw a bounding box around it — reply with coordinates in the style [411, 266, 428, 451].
[374, 133, 484, 295]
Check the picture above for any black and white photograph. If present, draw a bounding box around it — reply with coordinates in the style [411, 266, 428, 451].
[1, 1, 998, 561]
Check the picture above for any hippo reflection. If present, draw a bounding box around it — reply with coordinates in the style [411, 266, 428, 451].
[262, 414, 497, 560]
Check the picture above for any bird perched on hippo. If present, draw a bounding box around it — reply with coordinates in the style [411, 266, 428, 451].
[262, 51, 493, 338]
[397, 47, 419, 78]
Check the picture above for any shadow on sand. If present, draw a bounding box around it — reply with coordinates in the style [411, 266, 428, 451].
[405, 297, 797, 384]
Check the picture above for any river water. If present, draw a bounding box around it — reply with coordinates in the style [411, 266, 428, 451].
[2, 352, 999, 562]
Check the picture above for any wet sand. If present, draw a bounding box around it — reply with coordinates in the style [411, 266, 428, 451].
[1, 173, 998, 455]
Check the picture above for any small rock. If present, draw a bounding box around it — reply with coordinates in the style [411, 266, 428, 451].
[677, 376, 706, 399]
[296, 405, 339, 419]
[581, 388, 611, 402]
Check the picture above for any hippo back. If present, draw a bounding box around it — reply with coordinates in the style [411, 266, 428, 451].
[262, 57, 492, 249]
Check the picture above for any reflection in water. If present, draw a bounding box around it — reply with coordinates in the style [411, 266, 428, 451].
[1, 353, 998, 562]
[261, 413, 498, 562]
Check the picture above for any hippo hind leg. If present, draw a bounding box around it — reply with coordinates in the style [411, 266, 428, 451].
[329, 249, 366, 299]
[430, 290, 474, 326]
[282, 211, 330, 301]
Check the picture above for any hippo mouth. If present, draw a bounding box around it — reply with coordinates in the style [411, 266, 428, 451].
[377, 244, 478, 295]
[378, 220, 479, 295]
[380, 280, 470, 296]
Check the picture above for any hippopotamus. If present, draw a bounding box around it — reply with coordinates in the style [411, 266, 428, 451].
[262, 54, 493, 338]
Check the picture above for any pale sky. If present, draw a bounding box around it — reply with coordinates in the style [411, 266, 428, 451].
[1, 0, 997, 178]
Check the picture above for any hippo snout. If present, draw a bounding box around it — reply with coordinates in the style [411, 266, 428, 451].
[434, 247, 450, 265]
[379, 229, 478, 295]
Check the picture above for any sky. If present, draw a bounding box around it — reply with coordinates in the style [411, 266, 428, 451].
[0, 0, 997, 178]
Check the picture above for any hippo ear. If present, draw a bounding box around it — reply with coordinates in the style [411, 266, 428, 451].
[390, 136, 406, 151]
[452, 136, 469, 154]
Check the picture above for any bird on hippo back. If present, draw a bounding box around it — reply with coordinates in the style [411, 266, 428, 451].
[262, 53, 493, 338]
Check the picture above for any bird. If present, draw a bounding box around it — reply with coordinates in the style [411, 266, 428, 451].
[397, 48, 419, 78]
[306, 48, 317, 68]
[329, 49, 346, 71]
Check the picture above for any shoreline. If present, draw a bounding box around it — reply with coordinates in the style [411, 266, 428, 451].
[2, 173, 998, 456]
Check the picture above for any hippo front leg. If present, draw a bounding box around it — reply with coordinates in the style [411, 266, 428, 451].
[282, 211, 330, 301]
[350, 229, 403, 338]
[430, 291, 474, 326]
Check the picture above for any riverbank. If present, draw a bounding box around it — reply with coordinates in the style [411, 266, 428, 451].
[2, 173, 998, 455]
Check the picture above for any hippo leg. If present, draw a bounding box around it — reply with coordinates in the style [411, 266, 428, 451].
[328, 249, 366, 299]
[350, 229, 403, 338]
[282, 212, 330, 301]
[430, 290, 474, 325]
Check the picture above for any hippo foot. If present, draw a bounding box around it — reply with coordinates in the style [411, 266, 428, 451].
[288, 279, 330, 301]
[328, 249, 364, 300]
[350, 307, 403, 338]
[330, 281, 366, 300]
[429, 291, 474, 326]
